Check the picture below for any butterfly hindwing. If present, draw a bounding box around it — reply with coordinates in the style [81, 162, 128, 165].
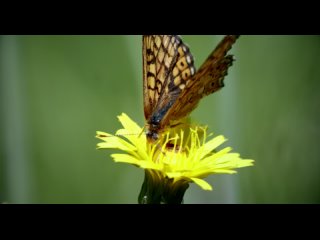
[161, 35, 239, 124]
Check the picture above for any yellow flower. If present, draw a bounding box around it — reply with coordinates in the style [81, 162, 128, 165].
[96, 113, 254, 200]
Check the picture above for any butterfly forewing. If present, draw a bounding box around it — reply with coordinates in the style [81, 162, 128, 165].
[143, 35, 196, 125]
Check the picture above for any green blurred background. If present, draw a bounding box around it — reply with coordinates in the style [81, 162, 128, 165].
[1, 35, 319, 204]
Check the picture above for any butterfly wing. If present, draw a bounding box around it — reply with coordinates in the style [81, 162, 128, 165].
[143, 35, 196, 124]
[161, 35, 239, 124]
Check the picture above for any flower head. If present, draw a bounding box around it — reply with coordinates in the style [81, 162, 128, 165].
[96, 113, 254, 203]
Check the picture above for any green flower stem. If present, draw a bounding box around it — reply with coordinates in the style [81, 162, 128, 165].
[138, 170, 163, 204]
[138, 170, 189, 204]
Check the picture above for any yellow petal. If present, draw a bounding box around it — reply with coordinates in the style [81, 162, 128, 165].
[191, 178, 213, 191]
[111, 153, 141, 165]
[200, 135, 226, 159]
[118, 113, 142, 133]
[96, 136, 137, 154]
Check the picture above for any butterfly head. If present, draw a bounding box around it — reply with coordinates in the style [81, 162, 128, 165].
[146, 123, 160, 143]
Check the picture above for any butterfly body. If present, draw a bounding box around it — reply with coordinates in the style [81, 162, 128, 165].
[143, 35, 239, 143]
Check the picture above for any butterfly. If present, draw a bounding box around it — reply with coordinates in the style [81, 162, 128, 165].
[143, 35, 239, 143]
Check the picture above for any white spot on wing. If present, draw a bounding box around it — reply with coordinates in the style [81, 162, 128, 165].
[190, 67, 195, 75]
[186, 55, 191, 64]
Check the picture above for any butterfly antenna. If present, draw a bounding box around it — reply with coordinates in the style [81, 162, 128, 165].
[138, 125, 146, 138]
[115, 132, 144, 137]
